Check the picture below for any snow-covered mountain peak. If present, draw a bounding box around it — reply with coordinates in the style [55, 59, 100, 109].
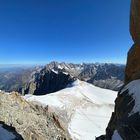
[45, 61, 83, 77]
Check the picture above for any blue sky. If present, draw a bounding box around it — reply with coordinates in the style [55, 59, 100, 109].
[0, 0, 132, 64]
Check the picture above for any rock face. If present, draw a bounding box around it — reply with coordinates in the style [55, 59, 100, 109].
[0, 91, 71, 140]
[96, 0, 140, 140]
[22, 62, 75, 95]
[105, 80, 140, 140]
[130, 0, 140, 43]
[125, 44, 140, 83]
[125, 0, 140, 83]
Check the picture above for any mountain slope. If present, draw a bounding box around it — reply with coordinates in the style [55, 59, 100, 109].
[22, 65, 75, 95]
[0, 66, 41, 93]
[79, 63, 124, 91]
[25, 80, 117, 140]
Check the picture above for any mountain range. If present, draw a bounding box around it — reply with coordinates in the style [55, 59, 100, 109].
[0, 62, 125, 95]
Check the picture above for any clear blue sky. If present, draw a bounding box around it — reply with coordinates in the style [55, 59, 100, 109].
[0, 0, 132, 64]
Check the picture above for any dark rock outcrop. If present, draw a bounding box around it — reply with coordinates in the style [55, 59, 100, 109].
[105, 80, 140, 140]
[125, 0, 140, 84]
[125, 44, 140, 84]
[22, 63, 75, 95]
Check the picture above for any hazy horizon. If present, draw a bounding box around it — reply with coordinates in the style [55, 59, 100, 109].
[0, 61, 126, 67]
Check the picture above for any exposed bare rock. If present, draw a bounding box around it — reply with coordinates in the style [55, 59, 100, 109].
[125, 0, 140, 83]
[0, 91, 71, 140]
[22, 66, 75, 95]
[130, 0, 140, 43]
[105, 80, 140, 140]
[125, 44, 140, 83]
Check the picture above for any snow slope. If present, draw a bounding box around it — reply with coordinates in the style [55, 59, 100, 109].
[25, 80, 117, 140]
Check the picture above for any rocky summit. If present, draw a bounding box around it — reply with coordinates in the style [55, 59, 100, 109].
[96, 0, 140, 140]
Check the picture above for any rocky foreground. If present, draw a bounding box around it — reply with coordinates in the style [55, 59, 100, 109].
[0, 91, 71, 140]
